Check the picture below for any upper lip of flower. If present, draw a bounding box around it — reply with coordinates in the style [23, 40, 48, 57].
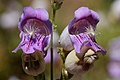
[68, 7, 99, 35]
[19, 7, 52, 35]
[69, 19, 95, 36]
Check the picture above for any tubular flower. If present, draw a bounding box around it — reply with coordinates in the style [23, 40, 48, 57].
[12, 7, 53, 54]
[60, 7, 106, 60]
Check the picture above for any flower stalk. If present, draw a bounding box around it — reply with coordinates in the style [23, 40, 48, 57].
[51, 0, 63, 80]
[52, 7, 56, 23]
[50, 0, 56, 80]
[59, 47, 69, 80]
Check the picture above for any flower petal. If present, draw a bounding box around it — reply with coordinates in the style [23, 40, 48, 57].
[13, 6, 53, 54]
[18, 7, 51, 32]
[75, 7, 91, 20]
[35, 8, 49, 21]
[74, 7, 99, 27]
[65, 50, 93, 74]
[21, 43, 35, 54]
[69, 33, 106, 57]
[67, 7, 106, 57]
[60, 26, 74, 51]
[23, 7, 35, 19]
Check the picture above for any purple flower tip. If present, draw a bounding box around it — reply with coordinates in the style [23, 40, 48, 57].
[18, 6, 51, 31]
[74, 7, 99, 27]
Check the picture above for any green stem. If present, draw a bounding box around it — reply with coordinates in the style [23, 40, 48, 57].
[50, 0, 56, 80]
[52, 9, 56, 23]
[59, 48, 68, 80]
[61, 67, 68, 80]
[50, 47, 53, 80]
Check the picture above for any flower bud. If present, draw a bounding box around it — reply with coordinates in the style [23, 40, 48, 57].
[65, 50, 93, 75]
[52, 0, 63, 10]
[22, 51, 45, 76]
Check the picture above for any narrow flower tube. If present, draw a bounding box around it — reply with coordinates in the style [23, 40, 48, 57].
[12, 7, 53, 55]
[60, 7, 106, 60]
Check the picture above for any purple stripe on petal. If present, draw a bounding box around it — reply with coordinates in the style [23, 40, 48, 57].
[21, 43, 35, 54]
[94, 42, 106, 54]
[69, 33, 106, 55]
[33, 35, 45, 51]
[69, 34, 82, 53]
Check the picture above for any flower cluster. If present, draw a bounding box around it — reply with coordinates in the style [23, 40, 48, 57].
[13, 6, 106, 79]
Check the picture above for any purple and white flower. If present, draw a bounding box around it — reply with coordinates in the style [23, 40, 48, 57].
[13, 7, 53, 54]
[60, 7, 107, 77]
[60, 7, 106, 60]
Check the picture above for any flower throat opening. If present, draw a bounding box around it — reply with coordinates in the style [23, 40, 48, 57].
[69, 19, 94, 35]
[23, 19, 50, 36]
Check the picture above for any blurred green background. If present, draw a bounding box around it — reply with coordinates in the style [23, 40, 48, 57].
[0, 0, 120, 80]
